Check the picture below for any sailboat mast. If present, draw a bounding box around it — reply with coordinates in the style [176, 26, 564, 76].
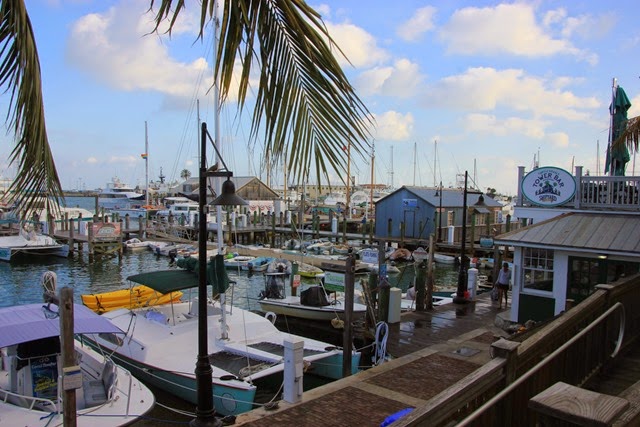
[145, 121, 149, 207]
[434, 140, 437, 187]
[369, 141, 375, 218]
[413, 142, 416, 186]
[346, 134, 351, 219]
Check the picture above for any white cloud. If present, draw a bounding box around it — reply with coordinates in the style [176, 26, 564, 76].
[107, 155, 140, 165]
[355, 59, 424, 98]
[439, 3, 597, 64]
[464, 114, 547, 139]
[397, 6, 437, 42]
[66, 0, 211, 98]
[372, 111, 413, 141]
[548, 132, 570, 148]
[86, 157, 98, 164]
[424, 67, 599, 121]
[325, 21, 389, 68]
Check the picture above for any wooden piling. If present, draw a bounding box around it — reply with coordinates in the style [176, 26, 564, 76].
[59, 287, 77, 427]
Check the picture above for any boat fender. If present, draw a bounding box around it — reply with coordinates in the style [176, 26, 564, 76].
[264, 311, 277, 324]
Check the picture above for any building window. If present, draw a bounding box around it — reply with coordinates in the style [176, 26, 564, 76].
[447, 211, 454, 227]
[523, 247, 554, 291]
[475, 213, 486, 226]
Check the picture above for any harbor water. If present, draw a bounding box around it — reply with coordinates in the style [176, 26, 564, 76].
[0, 196, 466, 424]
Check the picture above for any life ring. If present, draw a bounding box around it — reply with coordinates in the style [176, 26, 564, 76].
[264, 311, 277, 324]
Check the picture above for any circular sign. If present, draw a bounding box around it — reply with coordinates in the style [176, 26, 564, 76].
[521, 166, 576, 207]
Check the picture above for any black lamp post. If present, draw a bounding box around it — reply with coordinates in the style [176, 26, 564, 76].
[435, 181, 443, 242]
[453, 171, 469, 304]
[192, 122, 247, 427]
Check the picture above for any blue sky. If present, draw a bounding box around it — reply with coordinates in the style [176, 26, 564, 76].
[2, 0, 639, 195]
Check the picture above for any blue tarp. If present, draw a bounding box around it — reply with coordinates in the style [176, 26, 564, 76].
[0, 303, 123, 348]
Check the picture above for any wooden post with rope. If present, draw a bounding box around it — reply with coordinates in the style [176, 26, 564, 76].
[60, 287, 77, 426]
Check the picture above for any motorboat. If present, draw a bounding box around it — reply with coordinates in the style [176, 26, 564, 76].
[246, 256, 274, 273]
[258, 273, 368, 322]
[0, 302, 155, 426]
[81, 285, 183, 314]
[297, 262, 325, 278]
[223, 254, 256, 270]
[84, 258, 361, 416]
[97, 177, 145, 211]
[0, 226, 69, 262]
[123, 237, 150, 251]
[433, 252, 456, 265]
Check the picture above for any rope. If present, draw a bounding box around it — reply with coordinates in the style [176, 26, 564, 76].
[372, 321, 389, 366]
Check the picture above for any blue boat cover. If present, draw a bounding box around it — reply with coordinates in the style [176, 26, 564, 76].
[0, 303, 123, 348]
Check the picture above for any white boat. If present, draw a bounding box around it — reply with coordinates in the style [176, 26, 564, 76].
[258, 273, 368, 321]
[246, 256, 274, 273]
[0, 303, 155, 426]
[97, 177, 145, 211]
[433, 252, 456, 264]
[123, 238, 150, 251]
[0, 227, 69, 261]
[84, 264, 361, 416]
[224, 254, 256, 270]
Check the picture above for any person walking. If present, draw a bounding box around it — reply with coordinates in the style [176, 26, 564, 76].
[496, 262, 511, 309]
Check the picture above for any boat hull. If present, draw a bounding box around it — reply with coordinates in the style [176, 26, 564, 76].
[259, 297, 367, 322]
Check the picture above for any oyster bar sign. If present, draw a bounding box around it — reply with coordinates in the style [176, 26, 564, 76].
[521, 166, 576, 207]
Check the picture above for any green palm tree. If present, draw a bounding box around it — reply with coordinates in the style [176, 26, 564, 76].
[1, 0, 372, 214]
[180, 169, 192, 180]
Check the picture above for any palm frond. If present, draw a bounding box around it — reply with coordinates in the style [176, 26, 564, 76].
[613, 115, 640, 153]
[0, 0, 63, 216]
[151, 0, 373, 187]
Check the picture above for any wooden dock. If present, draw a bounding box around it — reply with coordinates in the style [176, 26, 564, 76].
[232, 292, 506, 426]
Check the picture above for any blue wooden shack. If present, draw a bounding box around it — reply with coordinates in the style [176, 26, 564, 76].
[374, 186, 502, 241]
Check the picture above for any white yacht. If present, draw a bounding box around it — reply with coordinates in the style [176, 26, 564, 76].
[97, 178, 145, 211]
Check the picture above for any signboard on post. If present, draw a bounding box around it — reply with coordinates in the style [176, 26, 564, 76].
[521, 166, 576, 207]
[323, 271, 345, 292]
[360, 249, 378, 264]
[479, 236, 494, 248]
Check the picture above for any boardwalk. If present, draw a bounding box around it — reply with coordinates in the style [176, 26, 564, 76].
[235, 292, 507, 426]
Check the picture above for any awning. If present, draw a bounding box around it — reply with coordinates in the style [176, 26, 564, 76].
[128, 269, 200, 293]
[473, 207, 490, 214]
[0, 303, 123, 348]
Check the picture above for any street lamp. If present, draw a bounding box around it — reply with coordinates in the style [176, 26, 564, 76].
[434, 181, 443, 242]
[192, 122, 247, 427]
[453, 171, 470, 304]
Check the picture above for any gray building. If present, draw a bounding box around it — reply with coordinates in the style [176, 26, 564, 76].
[374, 186, 502, 241]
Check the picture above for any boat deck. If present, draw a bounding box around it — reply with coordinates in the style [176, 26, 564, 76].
[235, 291, 507, 426]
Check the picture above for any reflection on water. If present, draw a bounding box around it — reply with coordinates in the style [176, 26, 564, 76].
[0, 250, 467, 309]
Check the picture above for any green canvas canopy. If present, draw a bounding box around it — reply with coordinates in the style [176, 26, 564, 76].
[128, 255, 230, 294]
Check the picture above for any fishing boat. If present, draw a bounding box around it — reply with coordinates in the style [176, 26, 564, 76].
[84, 260, 360, 416]
[81, 285, 183, 314]
[0, 226, 69, 262]
[258, 273, 368, 321]
[0, 303, 155, 426]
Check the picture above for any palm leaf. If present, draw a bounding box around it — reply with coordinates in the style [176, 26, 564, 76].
[613, 115, 640, 154]
[0, 0, 63, 217]
[150, 0, 373, 187]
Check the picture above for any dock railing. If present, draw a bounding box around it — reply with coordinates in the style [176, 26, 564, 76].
[393, 273, 640, 427]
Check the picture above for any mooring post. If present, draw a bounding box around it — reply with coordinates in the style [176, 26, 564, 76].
[59, 287, 77, 427]
[342, 253, 355, 377]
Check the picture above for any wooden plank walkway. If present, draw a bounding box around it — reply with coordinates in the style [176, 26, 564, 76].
[235, 292, 508, 426]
